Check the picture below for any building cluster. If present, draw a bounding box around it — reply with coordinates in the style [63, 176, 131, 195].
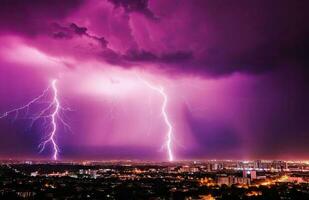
[0, 160, 308, 199]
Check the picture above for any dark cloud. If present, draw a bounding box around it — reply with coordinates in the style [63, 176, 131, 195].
[51, 23, 74, 39]
[70, 23, 87, 35]
[184, 107, 242, 156]
[51, 23, 108, 48]
[108, 0, 158, 20]
[123, 49, 192, 63]
[0, 0, 84, 36]
[1, 0, 308, 77]
[249, 67, 309, 158]
[102, 0, 309, 77]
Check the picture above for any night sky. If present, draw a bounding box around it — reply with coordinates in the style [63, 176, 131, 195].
[0, 0, 308, 160]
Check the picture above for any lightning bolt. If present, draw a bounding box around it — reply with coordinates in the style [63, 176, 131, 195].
[38, 80, 60, 160]
[138, 77, 174, 161]
[0, 79, 70, 160]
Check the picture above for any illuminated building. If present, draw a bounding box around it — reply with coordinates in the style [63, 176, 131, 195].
[250, 170, 257, 180]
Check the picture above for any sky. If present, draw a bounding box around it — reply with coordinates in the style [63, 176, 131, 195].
[0, 0, 308, 161]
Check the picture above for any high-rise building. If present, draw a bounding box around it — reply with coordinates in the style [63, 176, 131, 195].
[250, 170, 257, 180]
[212, 163, 218, 171]
[242, 170, 248, 178]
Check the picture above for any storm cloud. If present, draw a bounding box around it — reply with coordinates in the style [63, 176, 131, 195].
[0, 0, 308, 76]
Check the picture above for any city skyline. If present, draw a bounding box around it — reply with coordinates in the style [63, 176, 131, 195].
[1, 159, 308, 199]
[0, 0, 309, 161]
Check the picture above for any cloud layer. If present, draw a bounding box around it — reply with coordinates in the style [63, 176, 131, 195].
[1, 0, 308, 76]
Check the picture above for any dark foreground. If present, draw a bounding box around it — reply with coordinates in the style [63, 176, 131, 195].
[0, 161, 309, 199]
